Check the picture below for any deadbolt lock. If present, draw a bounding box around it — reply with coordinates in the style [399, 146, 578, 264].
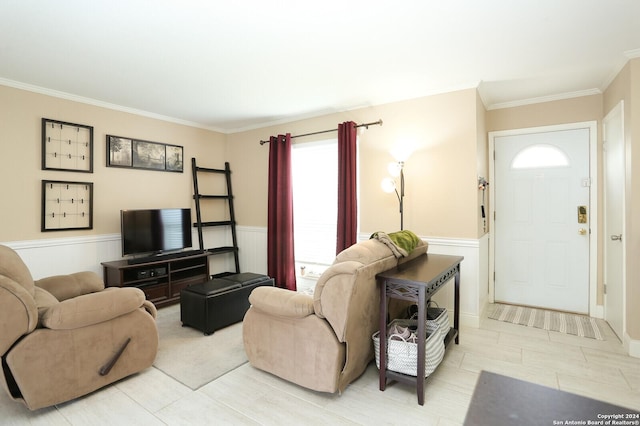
[578, 206, 587, 224]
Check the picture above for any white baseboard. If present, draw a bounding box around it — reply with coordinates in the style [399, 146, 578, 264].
[625, 334, 640, 359]
[460, 312, 480, 328]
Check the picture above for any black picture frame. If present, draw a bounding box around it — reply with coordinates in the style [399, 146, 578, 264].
[41, 180, 93, 231]
[106, 135, 183, 173]
[42, 118, 94, 173]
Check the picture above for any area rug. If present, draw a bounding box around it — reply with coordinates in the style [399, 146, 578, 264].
[488, 303, 603, 340]
[152, 304, 248, 390]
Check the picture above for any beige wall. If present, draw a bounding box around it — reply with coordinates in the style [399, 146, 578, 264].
[486, 94, 603, 131]
[227, 88, 483, 239]
[603, 58, 640, 340]
[0, 85, 225, 242]
[476, 91, 489, 236]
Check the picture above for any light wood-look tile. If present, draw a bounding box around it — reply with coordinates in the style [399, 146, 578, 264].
[1, 305, 638, 425]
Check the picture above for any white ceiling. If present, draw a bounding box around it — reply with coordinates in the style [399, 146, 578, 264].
[1, 1, 640, 133]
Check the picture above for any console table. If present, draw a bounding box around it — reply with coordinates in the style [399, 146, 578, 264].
[377, 253, 463, 405]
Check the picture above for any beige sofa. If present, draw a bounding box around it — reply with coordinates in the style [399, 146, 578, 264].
[0, 245, 159, 410]
[242, 238, 427, 393]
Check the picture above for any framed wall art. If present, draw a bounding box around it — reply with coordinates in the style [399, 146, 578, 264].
[42, 180, 93, 231]
[106, 135, 183, 173]
[42, 118, 93, 172]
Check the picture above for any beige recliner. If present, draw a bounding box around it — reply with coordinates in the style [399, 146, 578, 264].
[0, 245, 159, 410]
[242, 238, 428, 394]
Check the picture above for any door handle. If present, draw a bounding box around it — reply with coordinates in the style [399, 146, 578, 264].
[610, 234, 622, 241]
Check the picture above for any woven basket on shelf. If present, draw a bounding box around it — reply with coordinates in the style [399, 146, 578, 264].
[406, 302, 450, 340]
[426, 302, 449, 339]
[372, 318, 445, 377]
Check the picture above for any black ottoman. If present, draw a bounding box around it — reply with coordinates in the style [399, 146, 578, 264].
[180, 273, 274, 335]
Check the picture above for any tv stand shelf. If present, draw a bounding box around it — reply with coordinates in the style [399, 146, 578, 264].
[102, 252, 210, 308]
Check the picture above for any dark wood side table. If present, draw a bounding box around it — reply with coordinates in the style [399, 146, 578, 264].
[377, 253, 463, 405]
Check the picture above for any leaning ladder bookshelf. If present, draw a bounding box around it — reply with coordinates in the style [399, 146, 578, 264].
[191, 157, 240, 277]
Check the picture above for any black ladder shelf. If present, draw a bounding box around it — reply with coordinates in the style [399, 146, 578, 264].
[191, 158, 240, 278]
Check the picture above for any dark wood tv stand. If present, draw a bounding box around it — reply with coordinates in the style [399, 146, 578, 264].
[101, 252, 210, 308]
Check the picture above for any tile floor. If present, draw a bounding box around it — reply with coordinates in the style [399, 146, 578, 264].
[1, 308, 638, 425]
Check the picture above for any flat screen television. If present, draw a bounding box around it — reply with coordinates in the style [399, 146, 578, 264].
[121, 208, 192, 257]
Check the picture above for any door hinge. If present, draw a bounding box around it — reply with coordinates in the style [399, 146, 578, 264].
[604, 284, 607, 295]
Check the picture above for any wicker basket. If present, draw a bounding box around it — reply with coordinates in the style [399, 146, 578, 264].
[406, 302, 450, 339]
[426, 302, 449, 339]
[372, 319, 445, 377]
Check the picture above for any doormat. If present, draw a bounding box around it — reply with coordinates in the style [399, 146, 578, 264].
[488, 304, 603, 340]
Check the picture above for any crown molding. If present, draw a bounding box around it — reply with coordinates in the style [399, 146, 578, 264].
[486, 88, 602, 111]
[624, 48, 640, 59]
[0, 77, 227, 133]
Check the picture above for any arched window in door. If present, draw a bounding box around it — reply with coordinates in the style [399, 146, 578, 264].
[511, 144, 570, 169]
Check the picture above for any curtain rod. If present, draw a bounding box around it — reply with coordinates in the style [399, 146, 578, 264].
[259, 119, 383, 145]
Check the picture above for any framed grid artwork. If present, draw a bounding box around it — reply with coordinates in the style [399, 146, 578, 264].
[42, 118, 93, 172]
[41, 180, 93, 231]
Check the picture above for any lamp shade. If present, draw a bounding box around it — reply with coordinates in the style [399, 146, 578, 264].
[381, 178, 396, 193]
[387, 162, 401, 177]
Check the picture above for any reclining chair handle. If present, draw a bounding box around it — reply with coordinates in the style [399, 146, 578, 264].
[99, 338, 131, 376]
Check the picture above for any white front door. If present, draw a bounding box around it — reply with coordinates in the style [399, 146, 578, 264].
[494, 128, 590, 313]
[603, 101, 625, 339]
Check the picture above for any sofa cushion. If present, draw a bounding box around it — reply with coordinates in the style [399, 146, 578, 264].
[40, 287, 145, 330]
[248, 286, 314, 318]
[36, 271, 104, 301]
[0, 245, 35, 298]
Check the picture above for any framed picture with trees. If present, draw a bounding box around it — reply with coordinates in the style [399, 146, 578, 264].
[106, 135, 183, 172]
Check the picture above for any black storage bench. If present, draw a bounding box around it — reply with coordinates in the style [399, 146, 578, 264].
[180, 272, 274, 335]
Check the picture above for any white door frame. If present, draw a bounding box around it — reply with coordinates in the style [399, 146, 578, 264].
[488, 121, 600, 317]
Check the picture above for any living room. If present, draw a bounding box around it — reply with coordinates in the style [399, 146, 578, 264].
[1, 2, 640, 424]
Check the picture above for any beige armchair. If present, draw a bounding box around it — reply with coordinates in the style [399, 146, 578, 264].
[0, 245, 159, 410]
[243, 238, 428, 394]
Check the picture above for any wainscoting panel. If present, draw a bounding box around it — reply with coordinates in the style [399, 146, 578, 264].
[415, 235, 489, 328]
[3, 230, 488, 327]
[236, 226, 268, 275]
[4, 234, 121, 280]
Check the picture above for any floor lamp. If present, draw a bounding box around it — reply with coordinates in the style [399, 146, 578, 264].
[381, 161, 405, 230]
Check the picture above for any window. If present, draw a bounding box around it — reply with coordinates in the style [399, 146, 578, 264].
[511, 144, 570, 169]
[292, 139, 338, 268]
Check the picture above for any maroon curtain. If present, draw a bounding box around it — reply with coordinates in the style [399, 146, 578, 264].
[336, 121, 358, 254]
[267, 134, 296, 291]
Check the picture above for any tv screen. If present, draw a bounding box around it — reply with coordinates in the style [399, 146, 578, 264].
[121, 208, 192, 256]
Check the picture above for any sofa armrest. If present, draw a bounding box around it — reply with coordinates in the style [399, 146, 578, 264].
[40, 287, 148, 330]
[0, 276, 38, 355]
[248, 286, 314, 318]
[141, 299, 157, 319]
[36, 271, 105, 301]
